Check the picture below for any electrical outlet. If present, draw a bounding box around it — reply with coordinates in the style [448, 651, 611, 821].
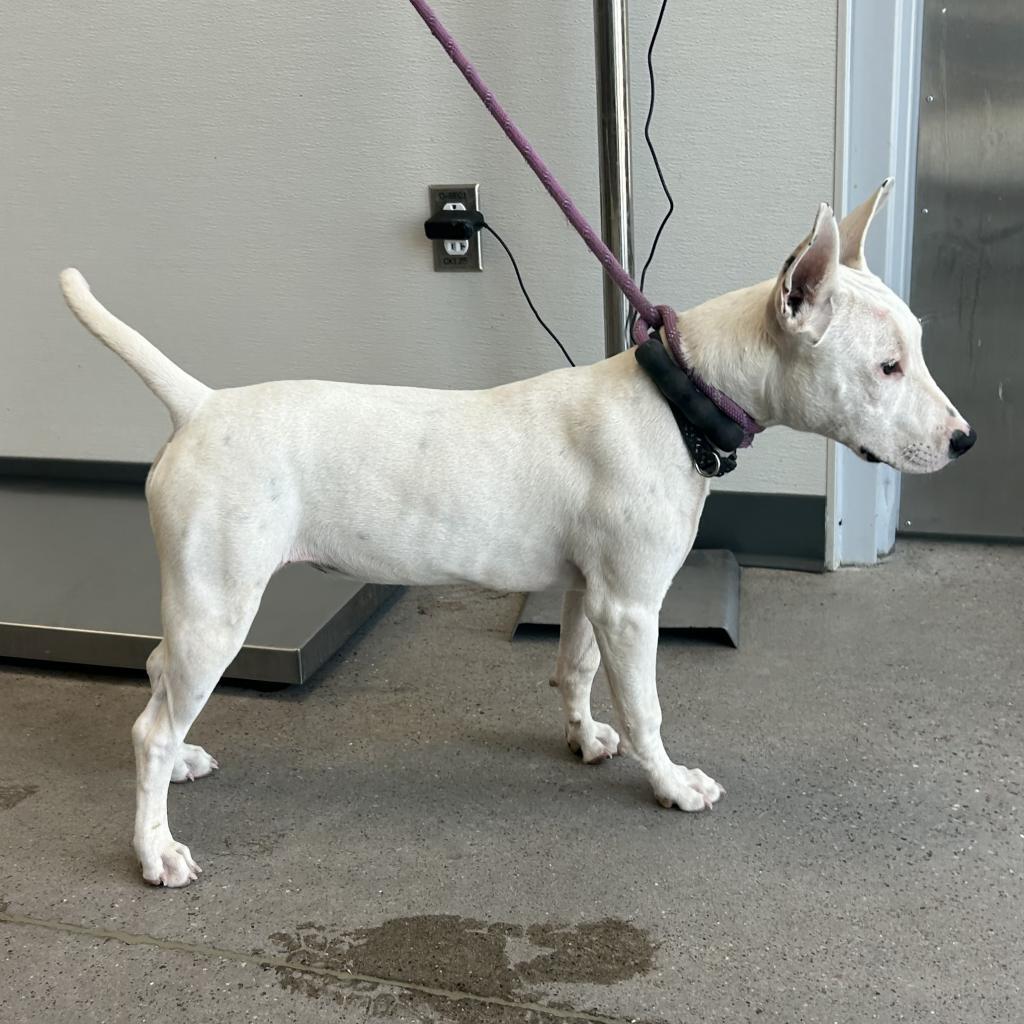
[428, 183, 482, 272]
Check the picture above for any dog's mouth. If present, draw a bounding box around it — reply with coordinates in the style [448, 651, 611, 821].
[859, 446, 882, 464]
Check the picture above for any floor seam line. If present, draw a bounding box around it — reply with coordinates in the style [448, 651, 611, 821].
[0, 910, 633, 1024]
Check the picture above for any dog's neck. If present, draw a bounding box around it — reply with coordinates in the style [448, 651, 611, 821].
[674, 280, 787, 429]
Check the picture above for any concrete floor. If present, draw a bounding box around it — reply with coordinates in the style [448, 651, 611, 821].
[1, 539, 1022, 1024]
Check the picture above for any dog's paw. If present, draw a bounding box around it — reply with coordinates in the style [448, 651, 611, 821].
[652, 765, 724, 812]
[171, 743, 219, 783]
[566, 719, 622, 765]
[140, 839, 202, 888]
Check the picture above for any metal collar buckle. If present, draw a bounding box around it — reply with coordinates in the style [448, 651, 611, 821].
[694, 448, 722, 478]
[678, 419, 737, 478]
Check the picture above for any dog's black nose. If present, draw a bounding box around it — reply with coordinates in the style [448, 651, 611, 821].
[949, 427, 977, 458]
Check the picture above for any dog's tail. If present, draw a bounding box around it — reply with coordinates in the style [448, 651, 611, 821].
[59, 269, 211, 429]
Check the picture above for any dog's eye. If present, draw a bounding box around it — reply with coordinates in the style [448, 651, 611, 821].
[881, 360, 902, 376]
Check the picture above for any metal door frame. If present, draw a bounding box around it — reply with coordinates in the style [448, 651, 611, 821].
[827, 0, 924, 568]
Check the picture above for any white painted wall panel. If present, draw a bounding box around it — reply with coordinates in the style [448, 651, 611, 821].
[1, 1, 834, 494]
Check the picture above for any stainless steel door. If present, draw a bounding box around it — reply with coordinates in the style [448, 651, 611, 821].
[901, 0, 1024, 539]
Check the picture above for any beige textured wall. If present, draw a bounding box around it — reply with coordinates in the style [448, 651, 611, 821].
[0, 1, 835, 494]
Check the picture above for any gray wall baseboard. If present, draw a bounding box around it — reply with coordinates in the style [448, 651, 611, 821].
[696, 491, 826, 572]
[0, 457, 152, 484]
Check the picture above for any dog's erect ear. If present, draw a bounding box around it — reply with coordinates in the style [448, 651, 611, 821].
[774, 202, 840, 343]
[838, 176, 894, 271]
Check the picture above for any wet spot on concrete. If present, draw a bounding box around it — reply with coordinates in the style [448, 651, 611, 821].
[0, 784, 38, 810]
[269, 914, 659, 1022]
[516, 920, 656, 986]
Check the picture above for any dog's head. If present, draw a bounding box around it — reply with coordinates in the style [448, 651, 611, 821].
[768, 178, 974, 473]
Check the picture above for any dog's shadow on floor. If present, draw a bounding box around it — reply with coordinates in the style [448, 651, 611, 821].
[445, 721, 660, 810]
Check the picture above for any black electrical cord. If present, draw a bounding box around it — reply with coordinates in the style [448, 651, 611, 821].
[639, 0, 675, 293]
[628, 0, 675, 342]
[482, 222, 575, 367]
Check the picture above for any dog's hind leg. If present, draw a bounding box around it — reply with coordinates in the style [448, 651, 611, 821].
[132, 558, 271, 886]
[553, 590, 621, 764]
[145, 643, 220, 783]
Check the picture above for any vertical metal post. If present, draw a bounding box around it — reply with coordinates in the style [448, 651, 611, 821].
[515, 1, 742, 644]
[593, 0, 635, 357]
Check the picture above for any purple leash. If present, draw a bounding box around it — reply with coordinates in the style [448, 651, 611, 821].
[407, 0, 762, 448]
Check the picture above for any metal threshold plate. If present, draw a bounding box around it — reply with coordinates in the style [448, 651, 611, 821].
[513, 549, 741, 647]
[0, 476, 398, 685]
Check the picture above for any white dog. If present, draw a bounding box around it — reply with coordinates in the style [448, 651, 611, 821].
[60, 179, 974, 887]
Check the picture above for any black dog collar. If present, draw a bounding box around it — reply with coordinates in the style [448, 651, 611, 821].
[635, 337, 743, 478]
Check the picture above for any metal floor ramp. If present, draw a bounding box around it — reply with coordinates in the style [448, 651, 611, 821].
[514, 550, 741, 647]
[0, 461, 398, 685]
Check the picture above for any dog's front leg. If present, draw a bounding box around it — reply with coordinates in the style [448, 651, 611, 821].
[553, 591, 621, 764]
[585, 595, 722, 811]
